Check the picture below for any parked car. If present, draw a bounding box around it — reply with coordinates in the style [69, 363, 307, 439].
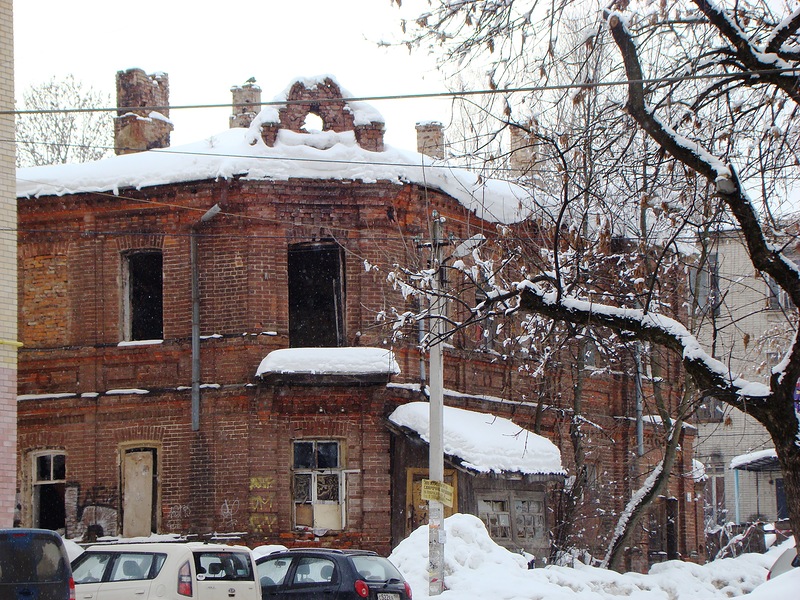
[0, 528, 75, 600]
[767, 545, 799, 580]
[255, 548, 412, 600]
[70, 541, 259, 600]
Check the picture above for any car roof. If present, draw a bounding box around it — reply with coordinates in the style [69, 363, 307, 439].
[258, 548, 379, 559]
[82, 542, 251, 554]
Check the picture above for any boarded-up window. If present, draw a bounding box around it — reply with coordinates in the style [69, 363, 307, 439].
[477, 493, 546, 546]
[123, 251, 163, 341]
[288, 243, 344, 348]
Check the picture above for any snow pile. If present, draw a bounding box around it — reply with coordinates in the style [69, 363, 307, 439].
[389, 402, 565, 475]
[256, 347, 399, 377]
[389, 513, 784, 599]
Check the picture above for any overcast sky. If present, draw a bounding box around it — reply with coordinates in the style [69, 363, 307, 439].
[13, 0, 450, 150]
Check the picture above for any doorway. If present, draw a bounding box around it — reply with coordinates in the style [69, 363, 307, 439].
[121, 447, 158, 537]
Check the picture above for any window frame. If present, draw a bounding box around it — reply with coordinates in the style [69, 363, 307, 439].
[31, 451, 66, 531]
[291, 440, 346, 531]
[476, 491, 547, 547]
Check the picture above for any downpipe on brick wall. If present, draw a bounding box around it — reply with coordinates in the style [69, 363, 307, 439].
[190, 203, 222, 431]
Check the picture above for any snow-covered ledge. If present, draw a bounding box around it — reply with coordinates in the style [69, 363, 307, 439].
[256, 347, 400, 386]
[389, 401, 566, 478]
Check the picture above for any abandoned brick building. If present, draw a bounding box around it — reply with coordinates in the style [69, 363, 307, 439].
[15, 69, 704, 568]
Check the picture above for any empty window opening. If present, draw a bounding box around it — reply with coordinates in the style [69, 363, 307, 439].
[33, 452, 66, 532]
[124, 251, 163, 341]
[288, 243, 345, 348]
[302, 113, 324, 133]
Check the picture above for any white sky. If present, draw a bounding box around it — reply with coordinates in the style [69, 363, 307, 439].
[12, 0, 450, 150]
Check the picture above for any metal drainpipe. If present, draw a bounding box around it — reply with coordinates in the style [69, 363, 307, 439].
[190, 230, 200, 431]
[191, 203, 221, 431]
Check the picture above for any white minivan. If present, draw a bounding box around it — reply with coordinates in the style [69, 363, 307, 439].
[70, 542, 259, 600]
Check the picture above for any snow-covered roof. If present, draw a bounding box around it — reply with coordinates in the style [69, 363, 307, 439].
[17, 78, 544, 225]
[256, 347, 399, 378]
[730, 448, 780, 471]
[388, 401, 565, 476]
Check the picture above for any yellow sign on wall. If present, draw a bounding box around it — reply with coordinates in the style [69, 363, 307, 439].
[420, 479, 454, 508]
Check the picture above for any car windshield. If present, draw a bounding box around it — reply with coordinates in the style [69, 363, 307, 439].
[350, 556, 403, 582]
[0, 531, 68, 584]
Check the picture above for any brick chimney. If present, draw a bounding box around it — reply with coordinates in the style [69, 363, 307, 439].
[509, 121, 537, 177]
[415, 121, 444, 159]
[230, 80, 262, 129]
[114, 68, 173, 155]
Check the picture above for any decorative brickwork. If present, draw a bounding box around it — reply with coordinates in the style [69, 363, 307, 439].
[259, 77, 384, 151]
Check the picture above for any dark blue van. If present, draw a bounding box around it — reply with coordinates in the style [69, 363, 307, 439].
[0, 529, 75, 600]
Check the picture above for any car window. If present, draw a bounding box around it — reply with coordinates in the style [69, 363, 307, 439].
[292, 557, 336, 585]
[257, 556, 292, 587]
[109, 553, 163, 582]
[72, 552, 112, 584]
[194, 552, 253, 581]
[0, 531, 69, 584]
[350, 556, 403, 582]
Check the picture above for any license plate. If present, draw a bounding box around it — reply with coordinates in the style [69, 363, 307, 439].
[377, 594, 399, 600]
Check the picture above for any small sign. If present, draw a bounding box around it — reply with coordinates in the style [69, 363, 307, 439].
[421, 479, 454, 508]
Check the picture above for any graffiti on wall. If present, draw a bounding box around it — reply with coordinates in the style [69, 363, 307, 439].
[248, 476, 277, 533]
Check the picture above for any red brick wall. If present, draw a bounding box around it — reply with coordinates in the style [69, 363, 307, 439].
[16, 174, 700, 563]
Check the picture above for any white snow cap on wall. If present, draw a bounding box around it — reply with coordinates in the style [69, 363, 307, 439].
[256, 347, 399, 377]
[389, 401, 565, 476]
[17, 76, 546, 225]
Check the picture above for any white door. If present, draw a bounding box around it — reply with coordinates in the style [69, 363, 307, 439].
[122, 450, 154, 537]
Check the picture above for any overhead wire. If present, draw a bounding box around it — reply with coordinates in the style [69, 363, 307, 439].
[4, 67, 800, 117]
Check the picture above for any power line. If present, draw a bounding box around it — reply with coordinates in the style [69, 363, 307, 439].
[5, 67, 799, 117]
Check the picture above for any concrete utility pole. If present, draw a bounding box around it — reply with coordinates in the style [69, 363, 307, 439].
[428, 211, 445, 596]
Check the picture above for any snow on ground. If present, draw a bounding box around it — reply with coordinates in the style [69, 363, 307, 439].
[389, 513, 788, 600]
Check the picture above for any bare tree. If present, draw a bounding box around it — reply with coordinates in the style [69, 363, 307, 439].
[16, 75, 112, 167]
[392, 0, 800, 561]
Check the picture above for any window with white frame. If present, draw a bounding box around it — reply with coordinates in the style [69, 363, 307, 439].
[292, 440, 345, 531]
[33, 451, 66, 531]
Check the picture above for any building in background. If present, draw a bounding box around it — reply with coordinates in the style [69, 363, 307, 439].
[692, 231, 794, 529]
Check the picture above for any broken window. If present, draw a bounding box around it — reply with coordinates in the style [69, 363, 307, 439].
[292, 440, 345, 531]
[478, 493, 546, 546]
[123, 251, 163, 341]
[288, 243, 344, 348]
[32, 452, 66, 532]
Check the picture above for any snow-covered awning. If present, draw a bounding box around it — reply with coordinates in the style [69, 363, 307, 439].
[388, 401, 565, 477]
[256, 347, 399, 385]
[730, 448, 780, 472]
